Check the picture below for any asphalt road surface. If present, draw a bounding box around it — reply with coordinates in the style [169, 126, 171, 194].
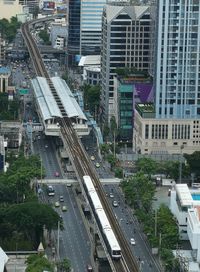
[103, 184, 161, 272]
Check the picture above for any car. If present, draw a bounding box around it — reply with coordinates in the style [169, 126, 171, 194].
[59, 196, 64, 202]
[86, 264, 93, 271]
[55, 201, 60, 208]
[45, 144, 48, 148]
[95, 162, 100, 168]
[90, 156, 95, 161]
[62, 205, 67, 212]
[66, 183, 72, 187]
[109, 192, 114, 198]
[54, 171, 60, 177]
[112, 200, 118, 207]
[130, 238, 136, 245]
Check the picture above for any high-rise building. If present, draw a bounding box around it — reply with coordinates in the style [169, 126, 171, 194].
[68, 0, 80, 62]
[133, 0, 200, 155]
[155, 0, 200, 119]
[80, 0, 106, 55]
[101, 2, 151, 122]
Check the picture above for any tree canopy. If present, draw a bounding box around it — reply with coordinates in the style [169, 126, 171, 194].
[0, 93, 20, 120]
[185, 151, 200, 177]
[26, 254, 54, 272]
[0, 17, 21, 42]
[0, 155, 60, 250]
[83, 84, 100, 117]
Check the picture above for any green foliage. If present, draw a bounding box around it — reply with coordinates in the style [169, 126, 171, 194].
[135, 158, 157, 176]
[0, 155, 60, 250]
[5, 202, 60, 247]
[0, 17, 21, 42]
[115, 67, 150, 78]
[114, 167, 123, 178]
[26, 254, 54, 272]
[106, 154, 118, 170]
[185, 151, 200, 177]
[121, 172, 155, 211]
[160, 248, 181, 272]
[100, 143, 110, 155]
[156, 205, 179, 249]
[83, 84, 100, 116]
[120, 172, 180, 270]
[103, 125, 110, 140]
[39, 30, 50, 45]
[57, 258, 71, 272]
[0, 93, 20, 120]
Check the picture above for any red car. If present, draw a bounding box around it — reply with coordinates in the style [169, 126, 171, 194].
[54, 171, 60, 177]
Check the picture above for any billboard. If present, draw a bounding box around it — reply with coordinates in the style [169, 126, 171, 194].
[43, 1, 55, 10]
[56, 4, 67, 14]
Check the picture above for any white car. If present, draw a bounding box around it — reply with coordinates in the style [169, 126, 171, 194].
[130, 238, 136, 245]
[90, 156, 95, 161]
[109, 192, 114, 198]
[112, 200, 118, 207]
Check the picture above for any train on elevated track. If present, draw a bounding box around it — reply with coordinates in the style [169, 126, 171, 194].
[83, 175, 121, 259]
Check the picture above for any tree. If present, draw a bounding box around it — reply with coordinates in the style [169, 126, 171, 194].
[102, 124, 110, 141]
[57, 258, 71, 272]
[185, 151, 200, 177]
[0, 17, 21, 42]
[5, 202, 61, 248]
[83, 84, 101, 117]
[107, 154, 117, 170]
[135, 158, 157, 176]
[114, 167, 123, 178]
[26, 254, 54, 272]
[120, 172, 155, 211]
[39, 30, 50, 45]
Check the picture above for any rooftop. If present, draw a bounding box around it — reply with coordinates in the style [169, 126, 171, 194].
[136, 103, 155, 113]
[0, 67, 10, 75]
[78, 55, 101, 67]
[175, 184, 193, 207]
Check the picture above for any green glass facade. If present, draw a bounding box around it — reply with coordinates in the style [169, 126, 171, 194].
[118, 84, 133, 141]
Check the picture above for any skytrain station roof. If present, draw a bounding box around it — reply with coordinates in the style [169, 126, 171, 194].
[32, 76, 87, 121]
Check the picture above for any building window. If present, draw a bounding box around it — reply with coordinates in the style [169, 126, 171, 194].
[145, 124, 149, 139]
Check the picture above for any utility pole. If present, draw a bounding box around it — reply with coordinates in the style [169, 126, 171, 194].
[57, 220, 60, 260]
[40, 157, 42, 185]
[179, 144, 184, 183]
[113, 130, 116, 157]
[155, 209, 157, 237]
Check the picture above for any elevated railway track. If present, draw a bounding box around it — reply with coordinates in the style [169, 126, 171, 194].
[21, 19, 139, 272]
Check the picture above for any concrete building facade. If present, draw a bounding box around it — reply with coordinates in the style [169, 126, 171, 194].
[134, 110, 200, 154]
[101, 3, 151, 122]
[0, 0, 24, 20]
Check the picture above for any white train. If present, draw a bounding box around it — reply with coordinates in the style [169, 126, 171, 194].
[83, 175, 121, 259]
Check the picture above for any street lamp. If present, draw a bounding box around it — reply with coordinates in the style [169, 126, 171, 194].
[40, 157, 43, 185]
[179, 144, 184, 183]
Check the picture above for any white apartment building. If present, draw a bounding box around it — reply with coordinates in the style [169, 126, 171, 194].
[155, 0, 200, 120]
[171, 184, 200, 264]
[101, 3, 151, 122]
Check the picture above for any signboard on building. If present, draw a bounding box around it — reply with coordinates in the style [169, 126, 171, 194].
[19, 89, 29, 95]
[43, 1, 55, 10]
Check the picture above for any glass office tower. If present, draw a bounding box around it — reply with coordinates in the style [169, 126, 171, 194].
[80, 0, 106, 55]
